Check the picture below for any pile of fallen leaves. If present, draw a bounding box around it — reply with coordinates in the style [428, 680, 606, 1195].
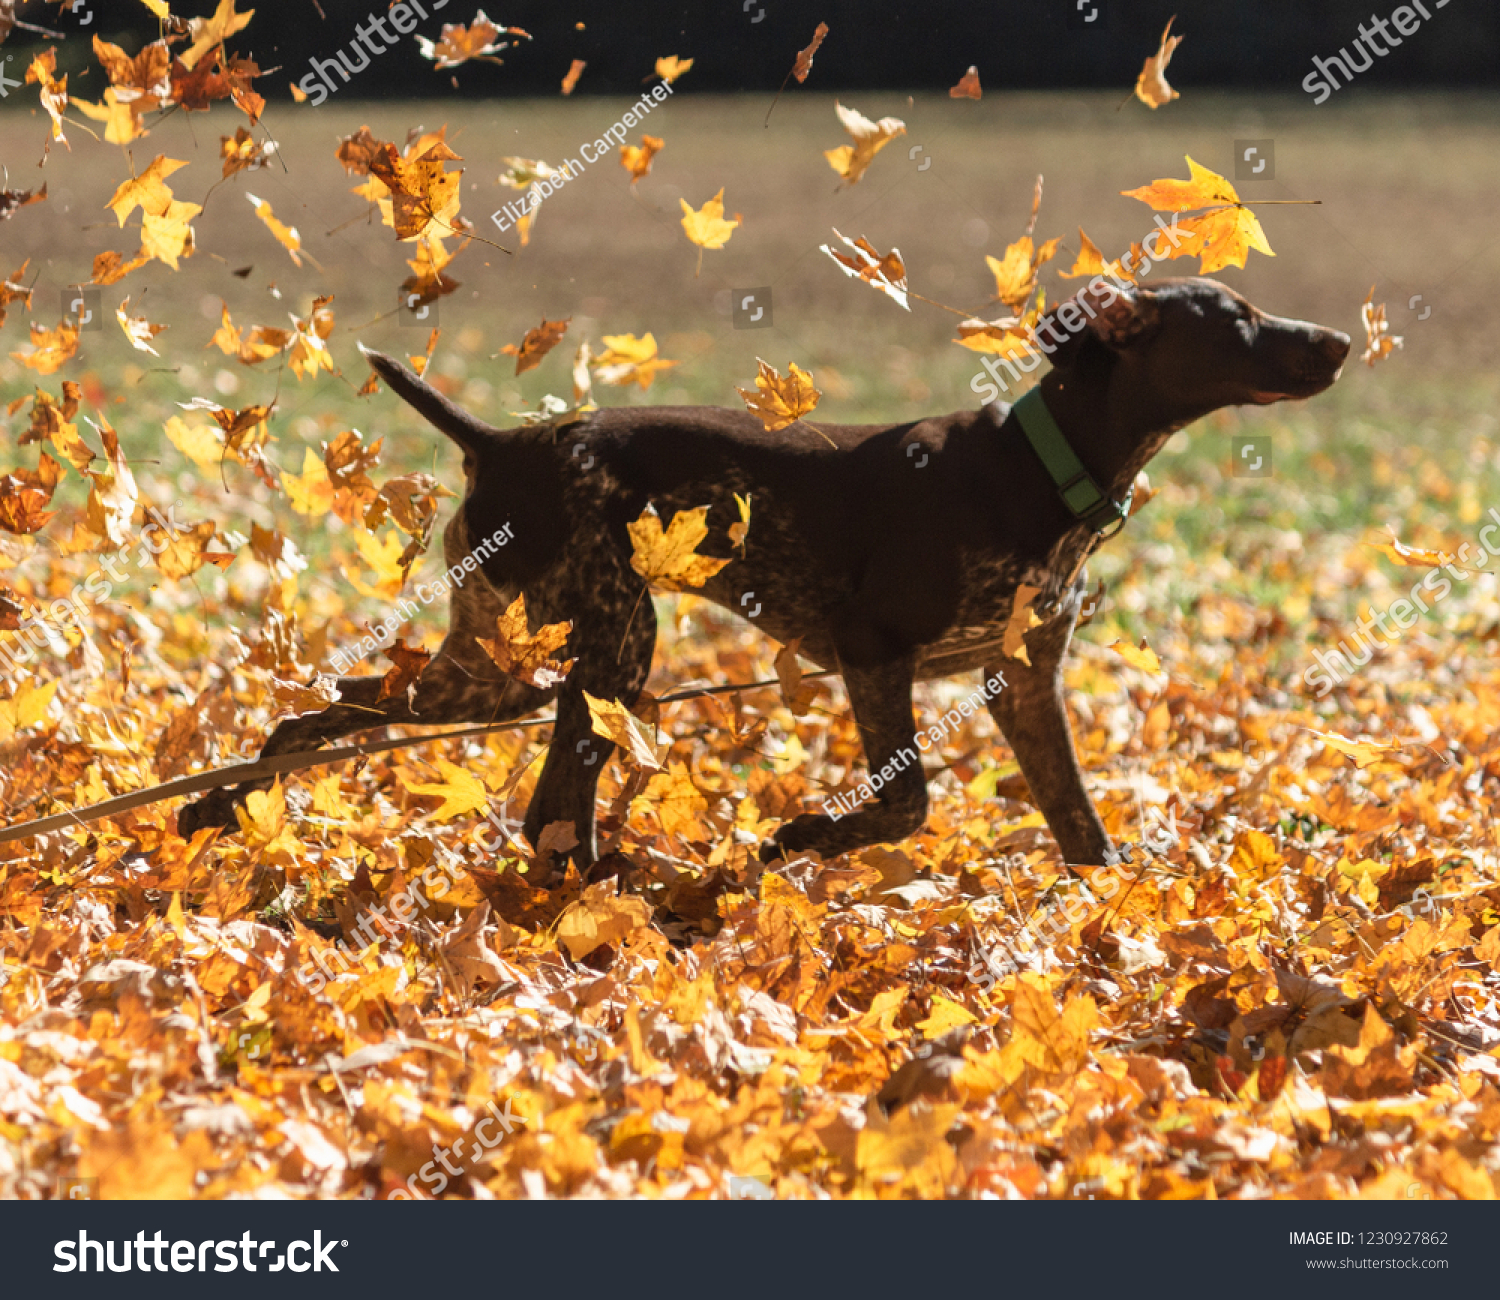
[1, 4, 1495, 1203]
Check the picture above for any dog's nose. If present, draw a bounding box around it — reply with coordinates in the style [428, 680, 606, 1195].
[1319, 329, 1351, 364]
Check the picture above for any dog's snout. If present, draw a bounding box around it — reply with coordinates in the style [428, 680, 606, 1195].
[1319, 329, 1352, 364]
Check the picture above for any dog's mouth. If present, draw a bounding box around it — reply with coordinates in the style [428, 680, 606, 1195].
[1250, 362, 1345, 405]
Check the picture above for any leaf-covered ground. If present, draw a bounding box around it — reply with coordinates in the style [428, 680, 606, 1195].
[3, 11, 1500, 1199]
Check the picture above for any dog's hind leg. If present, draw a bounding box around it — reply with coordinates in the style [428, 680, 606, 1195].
[984, 605, 1115, 870]
[519, 558, 659, 875]
[764, 654, 929, 860]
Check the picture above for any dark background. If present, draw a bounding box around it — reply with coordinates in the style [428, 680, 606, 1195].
[8, 0, 1494, 96]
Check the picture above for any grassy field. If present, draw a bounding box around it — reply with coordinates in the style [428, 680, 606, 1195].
[4, 91, 1499, 660]
[3, 90, 1500, 1201]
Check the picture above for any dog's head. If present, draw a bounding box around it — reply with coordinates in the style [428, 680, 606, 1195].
[1036, 276, 1350, 426]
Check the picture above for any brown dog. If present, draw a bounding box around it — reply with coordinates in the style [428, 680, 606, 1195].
[179, 278, 1349, 873]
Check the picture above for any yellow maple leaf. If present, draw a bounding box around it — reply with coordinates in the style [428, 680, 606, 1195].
[1121, 156, 1274, 275]
[1308, 729, 1403, 769]
[985, 235, 1060, 312]
[1110, 638, 1163, 674]
[164, 415, 222, 472]
[474, 593, 574, 689]
[584, 692, 666, 770]
[106, 155, 189, 226]
[737, 358, 822, 433]
[917, 994, 978, 1039]
[555, 879, 653, 960]
[824, 101, 906, 187]
[0, 680, 59, 740]
[75, 88, 149, 146]
[1134, 16, 1185, 109]
[180, 0, 255, 71]
[679, 187, 739, 275]
[140, 199, 201, 270]
[24, 49, 68, 146]
[11, 321, 79, 375]
[402, 758, 489, 820]
[592, 332, 677, 390]
[953, 294, 1046, 358]
[627, 504, 732, 592]
[280, 447, 334, 517]
[636, 762, 709, 840]
[153, 519, 230, 580]
[655, 55, 693, 84]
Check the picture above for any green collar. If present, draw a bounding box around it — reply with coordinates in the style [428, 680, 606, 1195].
[1011, 386, 1133, 534]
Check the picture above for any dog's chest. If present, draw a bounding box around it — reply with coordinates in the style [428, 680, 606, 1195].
[913, 529, 1093, 677]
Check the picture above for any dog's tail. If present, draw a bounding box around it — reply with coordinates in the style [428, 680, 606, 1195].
[359, 344, 501, 458]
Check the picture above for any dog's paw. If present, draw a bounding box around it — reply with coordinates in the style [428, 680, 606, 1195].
[177, 790, 245, 840]
[757, 838, 787, 866]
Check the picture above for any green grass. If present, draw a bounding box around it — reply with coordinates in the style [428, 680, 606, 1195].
[1, 90, 1498, 658]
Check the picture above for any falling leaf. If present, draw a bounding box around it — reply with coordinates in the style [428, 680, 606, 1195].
[115, 297, 168, 356]
[627, 505, 732, 592]
[1111, 638, 1163, 674]
[737, 359, 822, 433]
[179, 0, 255, 71]
[475, 594, 574, 690]
[1122, 157, 1274, 275]
[1308, 729, 1403, 768]
[774, 638, 821, 715]
[106, 155, 188, 227]
[499, 317, 570, 375]
[619, 135, 663, 185]
[1361, 287, 1403, 367]
[1134, 16, 1185, 109]
[561, 59, 585, 95]
[25, 48, 69, 147]
[792, 23, 829, 82]
[584, 692, 666, 770]
[0, 259, 33, 328]
[220, 126, 273, 178]
[245, 193, 304, 267]
[0, 183, 47, 223]
[985, 235, 1060, 312]
[655, 55, 693, 84]
[11, 321, 79, 375]
[820, 229, 910, 311]
[370, 140, 465, 243]
[680, 187, 739, 274]
[949, 66, 981, 100]
[824, 101, 906, 187]
[592, 333, 677, 390]
[378, 638, 431, 700]
[417, 10, 529, 69]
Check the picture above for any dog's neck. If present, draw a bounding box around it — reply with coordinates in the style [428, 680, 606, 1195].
[1038, 364, 1185, 503]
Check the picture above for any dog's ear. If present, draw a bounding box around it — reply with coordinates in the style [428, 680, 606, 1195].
[1037, 283, 1161, 367]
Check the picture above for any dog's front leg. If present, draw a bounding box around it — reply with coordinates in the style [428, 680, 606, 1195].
[984, 602, 1115, 870]
[765, 655, 929, 861]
